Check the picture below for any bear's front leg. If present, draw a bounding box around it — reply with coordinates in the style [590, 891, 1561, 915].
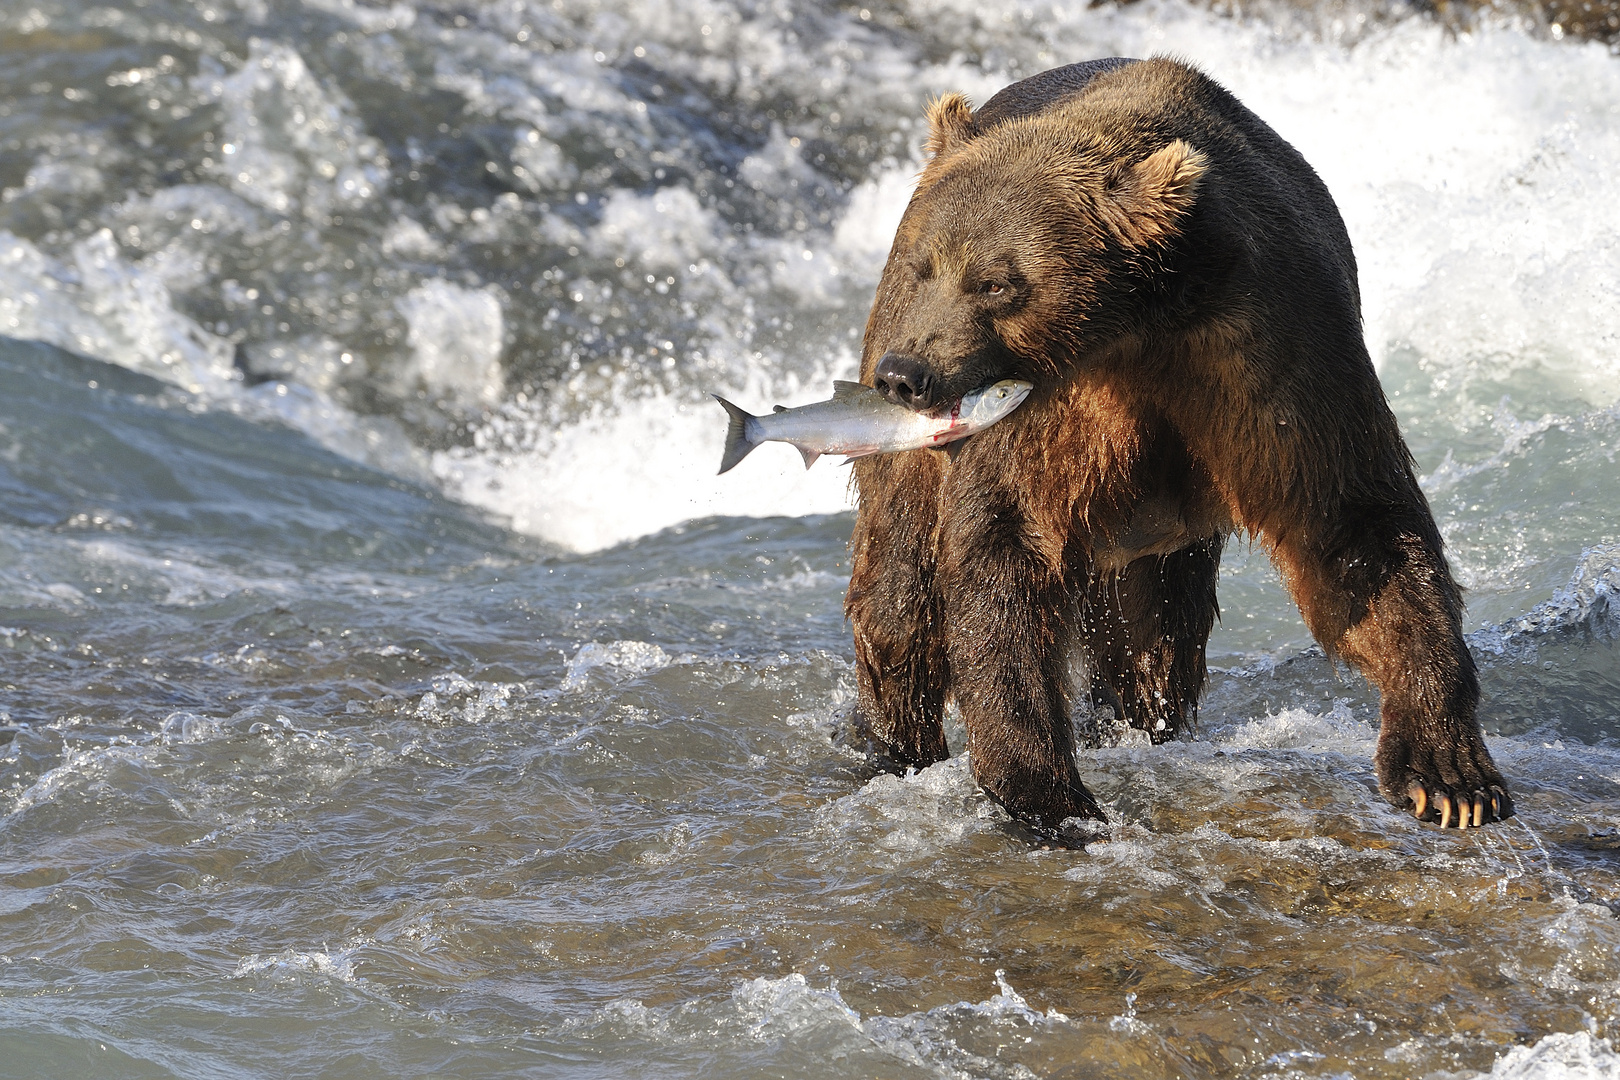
[1281, 521, 1512, 828]
[937, 484, 1106, 840]
[846, 453, 950, 770]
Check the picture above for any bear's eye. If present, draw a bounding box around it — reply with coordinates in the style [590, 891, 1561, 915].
[983, 281, 1006, 296]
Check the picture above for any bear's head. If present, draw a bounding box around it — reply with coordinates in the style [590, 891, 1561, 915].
[871, 93, 1209, 413]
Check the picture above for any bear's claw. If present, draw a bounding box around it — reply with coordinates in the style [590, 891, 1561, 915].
[1381, 724, 1511, 829]
[1405, 779, 1512, 828]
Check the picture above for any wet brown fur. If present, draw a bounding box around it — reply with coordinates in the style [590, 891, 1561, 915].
[846, 58, 1508, 838]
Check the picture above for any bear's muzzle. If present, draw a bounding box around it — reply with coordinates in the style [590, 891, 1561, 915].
[873, 351, 941, 412]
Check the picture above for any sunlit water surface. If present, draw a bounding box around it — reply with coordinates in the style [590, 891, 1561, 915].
[1, 0, 1618, 1076]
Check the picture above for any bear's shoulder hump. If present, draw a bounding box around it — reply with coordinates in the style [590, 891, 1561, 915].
[972, 58, 1142, 132]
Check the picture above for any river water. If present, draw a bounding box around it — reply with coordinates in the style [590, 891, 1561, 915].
[2, 0, 1619, 1076]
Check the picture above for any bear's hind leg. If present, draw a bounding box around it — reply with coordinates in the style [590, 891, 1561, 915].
[1079, 538, 1223, 744]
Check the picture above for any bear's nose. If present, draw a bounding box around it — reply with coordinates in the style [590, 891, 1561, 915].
[873, 352, 939, 412]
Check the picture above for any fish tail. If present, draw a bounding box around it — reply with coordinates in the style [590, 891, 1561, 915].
[714, 395, 759, 474]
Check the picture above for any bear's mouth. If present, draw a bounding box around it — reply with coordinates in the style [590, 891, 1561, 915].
[924, 395, 967, 437]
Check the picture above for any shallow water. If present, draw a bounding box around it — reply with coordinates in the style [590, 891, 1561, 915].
[1, 0, 1619, 1077]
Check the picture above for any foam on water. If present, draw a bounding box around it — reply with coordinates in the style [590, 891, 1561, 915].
[206, 39, 389, 218]
[9, 738, 153, 813]
[3, 697, 401, 829]
[1475, 1033, 1620, 1080]
[0, 227, 428, 478]
[605, 966, 1620, 1079]
[396, 278, 506, 407]
[581, 972, 1620, 1079]
[815, 754, 1002, 860]
[231, 945, 363, 984]
[0, 228, 235, 394]
[559, 639, 676, 690]
[1476, 543, 1620, 652]
[586, 968, 1075, 1079]
[432, 382, 860, 552]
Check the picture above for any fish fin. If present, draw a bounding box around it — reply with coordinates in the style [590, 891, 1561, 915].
[944, 436, 971, 462]
[772, 405, 788, 413]
[831, 380, 867, 400]
[714, 395, 759, 474]
[797, 446, 822, 469]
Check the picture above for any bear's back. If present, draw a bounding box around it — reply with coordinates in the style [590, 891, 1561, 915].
[971, 58, 1140, 132]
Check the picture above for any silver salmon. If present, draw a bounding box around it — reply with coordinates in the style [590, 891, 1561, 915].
[713, 379, 1033, 474]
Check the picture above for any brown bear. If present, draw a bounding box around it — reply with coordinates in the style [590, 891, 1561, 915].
[844, 57, 1510, 841]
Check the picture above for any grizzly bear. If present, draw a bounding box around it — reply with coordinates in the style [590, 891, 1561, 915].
[844, 57, 1510, 840]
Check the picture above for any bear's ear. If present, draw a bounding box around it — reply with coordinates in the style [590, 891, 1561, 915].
[925, 93, 975, 159]
[1098, 139, 1209, 250]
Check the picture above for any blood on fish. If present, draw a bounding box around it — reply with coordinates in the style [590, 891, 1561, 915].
[929, 399, 964, 444]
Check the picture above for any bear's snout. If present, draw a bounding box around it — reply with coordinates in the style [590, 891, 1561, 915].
[873, 352, 941, 412]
